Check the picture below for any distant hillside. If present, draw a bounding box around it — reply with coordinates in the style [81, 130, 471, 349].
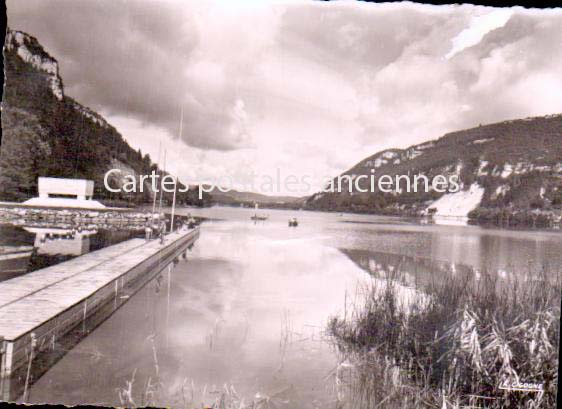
[0, 29, 211, 207]
[306, 115, 562, 218]
[205, 186, 305, 207]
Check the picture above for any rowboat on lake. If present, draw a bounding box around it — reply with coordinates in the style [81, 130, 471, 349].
[251, 203, 268, 221]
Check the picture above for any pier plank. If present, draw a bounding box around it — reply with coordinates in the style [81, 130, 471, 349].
[0, 239, 145, 309]
[0, 229, 197, 341]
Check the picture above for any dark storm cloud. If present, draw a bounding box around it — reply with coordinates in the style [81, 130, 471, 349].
[7, 0, 251, 150]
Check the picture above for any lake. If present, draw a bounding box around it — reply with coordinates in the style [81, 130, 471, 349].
[18, 206, 562, 408]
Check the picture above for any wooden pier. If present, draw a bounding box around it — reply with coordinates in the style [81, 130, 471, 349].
[0, 227, 199, 400]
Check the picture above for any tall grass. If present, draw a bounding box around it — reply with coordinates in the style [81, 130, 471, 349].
[115, 313, 307, 409]
[328, 269, 561, 408]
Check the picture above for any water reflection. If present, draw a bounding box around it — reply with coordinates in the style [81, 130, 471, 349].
[0, 245, 33, 280]
[181, 206, 562, 277]
[0, 222, 146, 279]
[25, 227, 97, 256]
[324, 224, 561, 278]
[339, 248, 472, 289]
[24, 220, 373, 408]
[12, 207, 562, 408]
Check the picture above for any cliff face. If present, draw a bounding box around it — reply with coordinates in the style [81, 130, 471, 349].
[306, 115, 562, 217]
[4, 30, 64, 101]
[1, 29, 210, 207]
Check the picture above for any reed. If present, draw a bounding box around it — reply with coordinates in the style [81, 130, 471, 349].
[328, 268, 561, 408]
[115, 316, 302, 409]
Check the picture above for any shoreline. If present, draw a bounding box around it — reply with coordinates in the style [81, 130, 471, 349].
[1, 199, 560, 231]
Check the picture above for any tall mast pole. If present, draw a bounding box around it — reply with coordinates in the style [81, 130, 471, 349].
[170, 176, 177, 232]
[170, 107, 183, 232]
[158, 149, 166, 218]
[151, 141, 162, 220]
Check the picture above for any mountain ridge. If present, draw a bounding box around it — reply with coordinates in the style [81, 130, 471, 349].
[305, 113, 562, 220]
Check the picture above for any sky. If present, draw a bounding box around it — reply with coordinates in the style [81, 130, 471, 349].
[7, 0, 562, 195]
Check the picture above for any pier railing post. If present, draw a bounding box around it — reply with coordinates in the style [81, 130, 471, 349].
[0, 335, 6, 401]
[0, 336, 4, 378]
[23, 333, 37, 402]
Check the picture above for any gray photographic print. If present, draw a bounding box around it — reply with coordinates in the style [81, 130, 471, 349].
[0, 1, 561, 408]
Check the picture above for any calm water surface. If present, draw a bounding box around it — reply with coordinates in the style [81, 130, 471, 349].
[23, 207, 562, 407]
[0, 224, 145, 281]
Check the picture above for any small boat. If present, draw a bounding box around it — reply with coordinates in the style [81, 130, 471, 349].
[288, 218, 298, 227]
[251, 203, 268, 221]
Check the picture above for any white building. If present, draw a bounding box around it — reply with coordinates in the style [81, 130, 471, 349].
[23, 177, 106, 209]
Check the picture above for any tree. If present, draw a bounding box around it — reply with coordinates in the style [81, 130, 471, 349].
[0, 108, 51, 201]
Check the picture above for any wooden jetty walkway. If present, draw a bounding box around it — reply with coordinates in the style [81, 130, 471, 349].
[0, 227, 199, 400]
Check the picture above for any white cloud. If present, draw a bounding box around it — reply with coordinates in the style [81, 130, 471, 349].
[7, 1, 562, 195]
[446, 8, 514, 59]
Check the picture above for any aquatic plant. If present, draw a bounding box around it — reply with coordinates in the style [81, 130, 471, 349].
[327, 268, 561, 408]
[114, 313, 310, 409]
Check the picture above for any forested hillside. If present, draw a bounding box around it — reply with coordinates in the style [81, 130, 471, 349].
[1, 29, 211, 207]
[306, 114, 562, 219]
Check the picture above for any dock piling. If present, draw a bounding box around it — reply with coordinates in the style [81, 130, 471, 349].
[22, 333, 36, 402]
